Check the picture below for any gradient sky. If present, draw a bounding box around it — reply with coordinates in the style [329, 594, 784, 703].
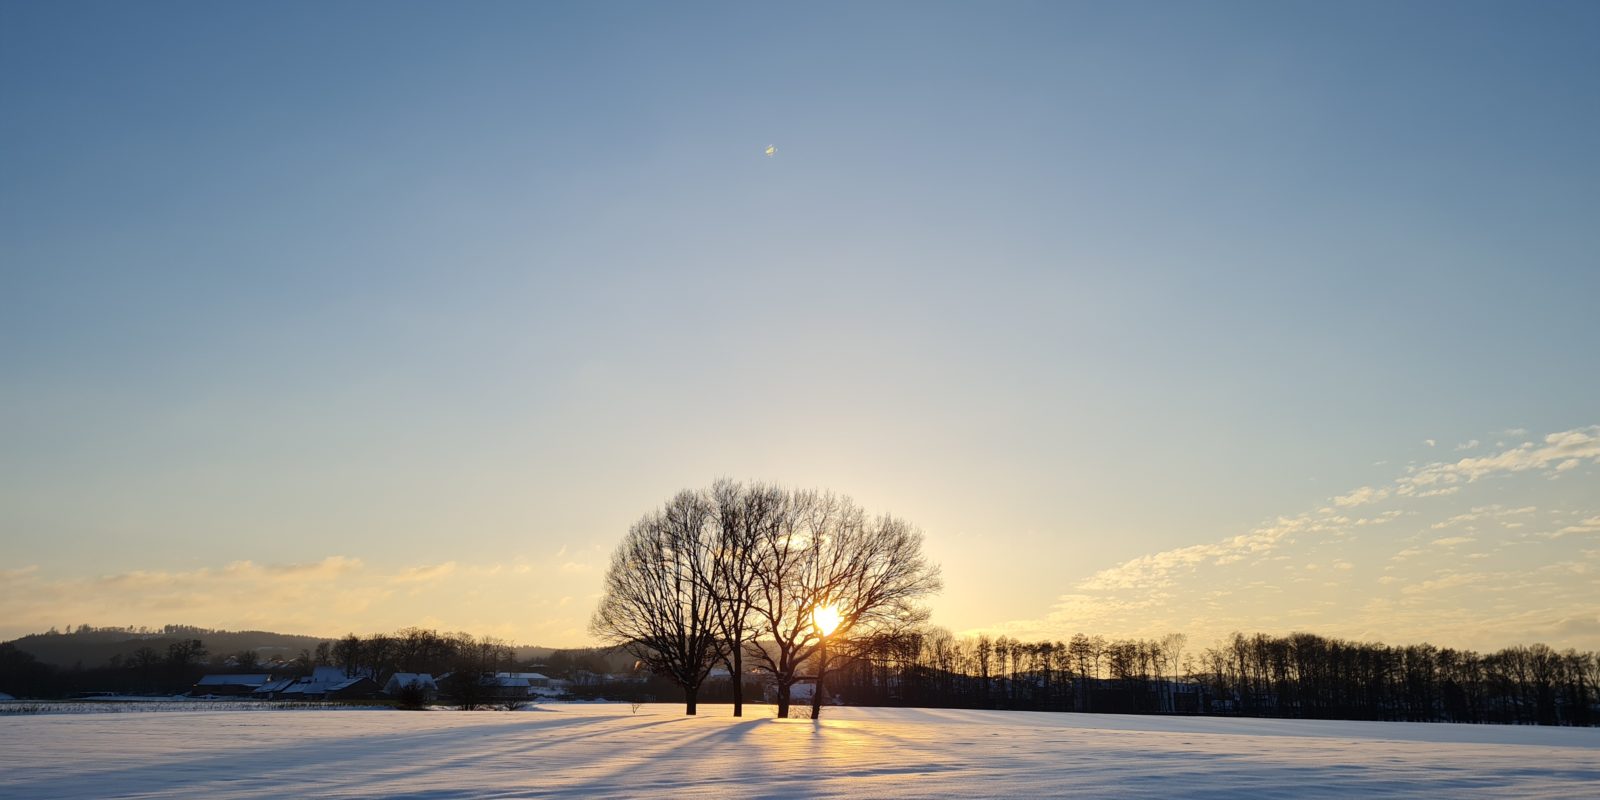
[3, 1, 1597, 651]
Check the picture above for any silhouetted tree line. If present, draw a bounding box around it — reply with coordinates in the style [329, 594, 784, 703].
[0, 628, 522, 700]
[820, 629, 1600, 727]
[32, 624, 217, 637]
[325, 628, 517, 687]
[0, 638, 210, 697]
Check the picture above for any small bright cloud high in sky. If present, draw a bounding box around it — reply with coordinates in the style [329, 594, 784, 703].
[2, 2, 1597, 651]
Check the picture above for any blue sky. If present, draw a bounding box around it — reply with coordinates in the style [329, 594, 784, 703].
[2, 1, 1597, 647]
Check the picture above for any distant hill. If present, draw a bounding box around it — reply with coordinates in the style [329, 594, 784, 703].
[5, 625, 568, 669]
[515, 645, 560, 664]
[5, 627, 334, 668]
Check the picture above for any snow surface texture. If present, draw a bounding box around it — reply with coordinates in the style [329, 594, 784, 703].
[2, 703, 1597, 798]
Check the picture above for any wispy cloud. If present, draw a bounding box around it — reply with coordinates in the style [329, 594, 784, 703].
[1400, 571, 1487, 596]
[1554, 516, 1600, 538]
[1398, 427, 1600, 493]
[988, 426, 1600, 651]
[1334, 486, 1389, 508]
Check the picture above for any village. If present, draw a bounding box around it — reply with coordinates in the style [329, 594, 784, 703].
[185, 665, 762, 706]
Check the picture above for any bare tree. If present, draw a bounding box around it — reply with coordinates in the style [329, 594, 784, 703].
[745, 490, 941, 719]
[591, 490, 724, 715]
[705, 480, 781, 718]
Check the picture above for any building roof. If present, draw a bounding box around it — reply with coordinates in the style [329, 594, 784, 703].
[197, 674, 271, 686]
[386, 673, 438, 690]
[309, 666, 349, 684]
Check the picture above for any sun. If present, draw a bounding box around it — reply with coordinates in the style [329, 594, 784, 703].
[812, 604, 842, 636]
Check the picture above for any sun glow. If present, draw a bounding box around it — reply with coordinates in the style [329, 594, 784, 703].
[812, 604, 842, 636]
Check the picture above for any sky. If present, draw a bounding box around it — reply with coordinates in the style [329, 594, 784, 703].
[2, 1, 1597, 653]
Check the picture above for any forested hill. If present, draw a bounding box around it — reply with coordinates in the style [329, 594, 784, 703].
[6, 626, 332, 668]
[6, 626, 564, 669]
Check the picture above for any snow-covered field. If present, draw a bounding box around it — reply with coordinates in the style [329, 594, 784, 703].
[2, 703, 1597, 798]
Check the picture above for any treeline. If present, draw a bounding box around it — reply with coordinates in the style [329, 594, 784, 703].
[322, 629, 516, 685]
[0, 638, 212, 697]
[825, 630, 1600, 726]
[31, 624, 218, 637]
[0, 627, 618, 700]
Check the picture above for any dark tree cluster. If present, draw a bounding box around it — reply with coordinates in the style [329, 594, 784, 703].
[591, 481, 942, 718]
[328, 628, 517, 689]
[828, 631, 1191, 714]
[819, 629, 1600, 727]
[0, 627, 521, 701]
[0, 638, 210, 697]
[1190, 633, 1600, 726]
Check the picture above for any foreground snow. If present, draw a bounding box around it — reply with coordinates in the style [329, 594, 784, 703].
[2, 703, 1597, 798]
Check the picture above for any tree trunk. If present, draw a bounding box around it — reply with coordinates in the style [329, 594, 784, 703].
[811, 640, 827, 719]
[776, 683, 792, 718]
[685, 685, 698, 716]
[731, 648, 744, 718]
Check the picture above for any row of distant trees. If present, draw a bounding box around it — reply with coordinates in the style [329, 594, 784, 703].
[325, 629, 515, 684]
[590, 481, 942, 718]
[0, 628, 593, 700]
[820, 629, 1600, 726]
[0, 638, 210, 697]
[8, 623, 1594, 726]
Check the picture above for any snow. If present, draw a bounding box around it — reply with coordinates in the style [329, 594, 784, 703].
[1, 704, 1595, 798]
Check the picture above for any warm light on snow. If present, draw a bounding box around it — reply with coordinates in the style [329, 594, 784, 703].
[1, 704, 1596, 798]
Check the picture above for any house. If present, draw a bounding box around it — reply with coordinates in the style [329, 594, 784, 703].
[252, 678, 297, 699]
[321, 676, 379, 700]
[273, 667, 378, 700]
[494, 672, 550, 688]
[306, 666, 350, 684]
[484, 675, 532, 699]
[190, 674, 272, 697]
[384, 673, 438, 699]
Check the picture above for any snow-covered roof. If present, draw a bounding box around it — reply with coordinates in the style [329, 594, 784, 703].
[253, 678, 296, 694]
[385, 673, 437, 690]
[275, 675, 372, 695]
[197, 674, 271, 686]
[309, 666, 349, 683]
[495, 672, 549, 681]
[0, 692, 14, 701]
